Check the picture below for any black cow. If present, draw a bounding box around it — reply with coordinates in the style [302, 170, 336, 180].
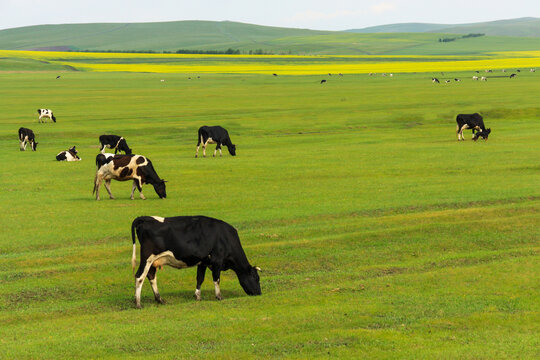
[56, 146, 81, 161]
[99, 135, 132, 154]
[18, 127, 38, 151]
[93, 154, 166, 200]
[509, 73, 517, 78]
[320, 79, 327, 84]
[456, 113, 490, 141]
[131, 215, 261, 308]
[195, 126, 236, 158]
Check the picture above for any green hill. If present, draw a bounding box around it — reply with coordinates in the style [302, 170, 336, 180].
[348, 17, 540, 37]
[1, 19, 540, 56]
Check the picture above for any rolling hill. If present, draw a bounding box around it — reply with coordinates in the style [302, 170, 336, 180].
[348, 17, 540, 37]
[0, 19, 539, 56]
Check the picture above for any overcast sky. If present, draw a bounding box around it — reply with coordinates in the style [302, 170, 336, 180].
[1, 0, 538, 31]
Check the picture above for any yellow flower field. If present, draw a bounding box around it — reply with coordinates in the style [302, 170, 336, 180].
[1, 50, 539, 75]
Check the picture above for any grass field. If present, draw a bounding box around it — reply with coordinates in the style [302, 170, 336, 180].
[0, 54, 539, 359]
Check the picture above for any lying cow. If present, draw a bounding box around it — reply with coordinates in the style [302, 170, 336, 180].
[456, 113, 491, 141]
[93, 154, 166, 200]
[18, 127, 38, 151]
[56, 146, 81, 161]
[37, 109, 56, 123]
[99, 135, 132, 154]
[195, 126, 236, 157]
[131, 215, 261, 308]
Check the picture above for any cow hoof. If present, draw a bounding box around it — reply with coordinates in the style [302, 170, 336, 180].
[156, 298, 166, 305]
[136, 303, 142, 309]
[195, 155, 198, 158]
[215, 295, 222, 301]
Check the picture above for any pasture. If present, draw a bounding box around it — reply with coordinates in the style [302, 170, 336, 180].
[0, 54, 539, 359]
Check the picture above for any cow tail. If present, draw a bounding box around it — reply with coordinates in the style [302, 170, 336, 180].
[131, 217, 144, 273]
[52, 115, 56, 123]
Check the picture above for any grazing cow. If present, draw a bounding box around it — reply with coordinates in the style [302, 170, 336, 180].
[99, 135, 132, 155]
[18, 127, 38, 151]
[517, 69, 520, 72]
[272, 73, 278, 76]
[195, 126, 236, 158]
[56, 75, 61, 79]
[56, 146, 81, 161]
[510, 73, 517, 78]
[502, 69, 506, 73]
[531, 68, 536, 72]
[131, 215, 262, 308]
[320, 79, 327, 84]
[445, 80, 451, 83]
[37, 109, 56, 123]
[472, 129, 492, 141]
[339, 73, 343, 76]
[472, 76, 479, 80]
[454, 78, 461, 82]
[432, 78, 440, 83]
[456, 113, 490, 141]
[93, 154, 166, 200]
[481, 76, 487, 81]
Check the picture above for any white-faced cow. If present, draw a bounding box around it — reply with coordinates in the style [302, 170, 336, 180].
[56, 146, 81, 161]
[195, 126, 236, 158]
[456, 113, 491, 141]
[37, 109, 56, 123]
[93, 154, 166, 200]
[18, 127, 38, 151]
[432, 78, 440, 83]
[99, 135, 132, 154]
[131, 215, 262, 308]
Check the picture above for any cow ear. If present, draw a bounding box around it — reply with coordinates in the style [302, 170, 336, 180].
[162, 180, 168, 183]
[255, 266, 262, 272]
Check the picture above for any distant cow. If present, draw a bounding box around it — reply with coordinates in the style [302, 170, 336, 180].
[195, 126, 236, 158]
[320, 79, 327, 84]
[531, 68, 536, 72]
[472, 76, 479, 80]
[432, 78, 440, 83]
[37, 109, 56, 123]
[56, 146, 81, 161]
[130, 215, 262, 308]
[18, 127, 38, 151]
[456, 113, 490, 141]
[272, 73, 278, 76]
[510, 73, 517, 78]
[445, 80, 451, 83]
[99, 135, 132, 154]
[93, 154, 166, 200]
[454, 78, 461, 82]
[480, 76, 487, 81]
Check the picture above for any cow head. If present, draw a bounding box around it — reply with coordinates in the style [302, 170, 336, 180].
[238, 266, 261, 296]
[69, 146, 78, 154]
[31, 141, 38, 151]
[119, 139, 132, 155]
[152, 179, 167, 199]
[228, 144, 236, 156]
[473, 128, 491, 141]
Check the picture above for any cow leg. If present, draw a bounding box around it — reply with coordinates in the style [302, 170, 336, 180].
[195, 265, 206, 301]
[95, 175, 103, 200]
[147, 266, 165, 304]
[195, 135, 203, 158]
[104, 180, 115, 199]
[456, 124, 461, 140]
[20, 140, 25, 151]
[211, 267, 222, 300]
[203, 141, 208, 157]
[134, 255, 156, 309]
[130, 181, 137, 200]
[136, 179, 146, 200]
[459, 124, 469, 141]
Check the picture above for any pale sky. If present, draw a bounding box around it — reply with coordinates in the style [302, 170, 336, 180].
[0, 0, 538, 31]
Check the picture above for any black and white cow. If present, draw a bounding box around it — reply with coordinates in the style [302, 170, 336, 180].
[93, 154, 166, 200]
[472, 129, 491, 141]
[56, 146, 81, 161]
[99, 135, 132, 154]
[456, 113, 491, 141]
[432, 77, 440, 83]
[131, 215, 262, 308]
[18, 127, 38, 151]
[195, 126, 236, 158]
[37, 109, 56, 123]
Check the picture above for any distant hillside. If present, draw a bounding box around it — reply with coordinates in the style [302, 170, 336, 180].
[0, 21, 330, 52]
[348, 17, 540, 37]
[1, 19, 540, 56]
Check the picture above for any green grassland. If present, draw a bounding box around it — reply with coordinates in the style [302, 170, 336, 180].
[0, 60, 539, 358]
[1, 20, 540, 55]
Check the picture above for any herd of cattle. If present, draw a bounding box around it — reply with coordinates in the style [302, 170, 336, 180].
[17, 75, 495, 307]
